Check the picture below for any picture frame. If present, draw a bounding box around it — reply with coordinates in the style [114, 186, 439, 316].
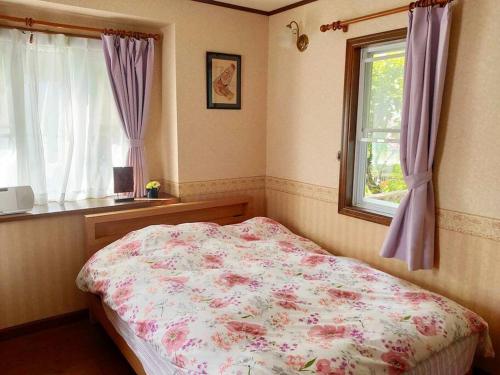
[206, 52, 241, 110]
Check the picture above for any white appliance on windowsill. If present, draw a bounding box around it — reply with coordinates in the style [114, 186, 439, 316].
[0, 186, 35, 215]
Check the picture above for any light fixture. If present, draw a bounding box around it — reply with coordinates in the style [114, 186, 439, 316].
[286, 21, 309, 52]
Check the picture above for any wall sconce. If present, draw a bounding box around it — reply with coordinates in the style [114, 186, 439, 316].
[286, 21, 309, 52]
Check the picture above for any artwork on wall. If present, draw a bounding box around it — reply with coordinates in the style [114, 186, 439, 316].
[206, 52, 241, 109]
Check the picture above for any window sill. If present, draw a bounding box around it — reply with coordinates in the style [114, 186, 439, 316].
[0, 194, 179, 223]
[339, 205, 392, 226]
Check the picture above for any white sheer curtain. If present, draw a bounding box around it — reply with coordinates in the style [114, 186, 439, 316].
[0, 29, 128, 204]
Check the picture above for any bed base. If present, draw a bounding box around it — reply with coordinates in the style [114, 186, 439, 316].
[83, 196, 475, 375]
[83, 196, 252, 374]
[88, 293, 148, 375]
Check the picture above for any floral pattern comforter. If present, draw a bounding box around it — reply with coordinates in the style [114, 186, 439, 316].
[77, 217, 493, 375]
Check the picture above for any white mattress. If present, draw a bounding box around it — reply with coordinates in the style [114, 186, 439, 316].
[103, 302, 479, 375]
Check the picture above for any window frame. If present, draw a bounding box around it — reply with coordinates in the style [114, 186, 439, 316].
[338, 28, 407, 226]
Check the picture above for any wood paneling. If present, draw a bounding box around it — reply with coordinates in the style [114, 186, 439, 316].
[0, 183, 265, 330]
[0, 215, 87, 329]
[85, 197, 252, 257]
[266, 186, 500, 372]
[0, 200, 177, 329]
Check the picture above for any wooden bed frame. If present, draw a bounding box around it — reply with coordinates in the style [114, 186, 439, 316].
[83, 196, 252, 375]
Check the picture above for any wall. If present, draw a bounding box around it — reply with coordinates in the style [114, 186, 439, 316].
[22, 0, 269, 184]
[0, 0, 268, 329]
[1, 0, 499, 371]
[0, 0, 166, 185]
[0, 215, 87, 329]
[0, 187, 263, 330]
[266, 0, 500, 371]
[33, 0, 270, 205]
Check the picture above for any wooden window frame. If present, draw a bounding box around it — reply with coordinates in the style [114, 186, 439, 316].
[338, 28, 407, 226]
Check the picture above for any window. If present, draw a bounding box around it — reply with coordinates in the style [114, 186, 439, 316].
[0, 29, 127, 204]
[339, 29, 407, 225]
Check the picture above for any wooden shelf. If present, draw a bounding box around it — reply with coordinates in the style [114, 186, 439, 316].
[0, 195, 179, 223]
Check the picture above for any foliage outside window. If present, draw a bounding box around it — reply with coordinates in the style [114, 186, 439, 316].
[338, 28, 407, 225]
[353, 40, 407, 216]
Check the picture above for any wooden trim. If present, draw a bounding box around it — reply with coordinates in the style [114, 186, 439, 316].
[85, 196, 252, 258]
[191, 0, 268, 15]
[0, 196, 178, 223]
[268, 0, 318, 15]
[0, 309, 88, 341]
[339, 206, 392, 226]
[83, 196, 252, 373]
[338, 28, 407, 226]
[191, 0, 318, 16]
[87, 294, 148, 375]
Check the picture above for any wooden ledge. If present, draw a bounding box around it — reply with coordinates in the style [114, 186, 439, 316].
[0, 195, 179, 223]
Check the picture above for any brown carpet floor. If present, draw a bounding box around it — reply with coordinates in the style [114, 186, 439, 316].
[0, 319, 134, 375]
[0, 318, 492, 374]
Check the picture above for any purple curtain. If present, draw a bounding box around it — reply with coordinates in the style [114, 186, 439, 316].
[102, 35, 154, 198]
[380, 4, 452, 271]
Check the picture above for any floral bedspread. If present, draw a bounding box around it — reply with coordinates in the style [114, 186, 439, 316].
[77, 217, 493, 375]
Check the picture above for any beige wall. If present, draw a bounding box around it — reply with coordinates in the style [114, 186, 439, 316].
[0, 0, 269, 329]
[1, 0, 499, 371]
[0, 183, 265, 330]
[267, 0, 500, 217]
[22, 0, 269, 184]
[0, 215, 87, 329]
[266, 180, 500, 372]
[266, 0, 500, 371]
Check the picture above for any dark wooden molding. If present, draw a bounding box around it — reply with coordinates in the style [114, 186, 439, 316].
[190, 0, 268, 15]
[0, 309, 88, 341]
[191, 0, 318, 16]
[338, 28, 407, 227]
[267, 0, 319, 15]
[339, 206, 392, 226]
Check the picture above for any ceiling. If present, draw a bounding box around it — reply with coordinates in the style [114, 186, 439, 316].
[213, 0, 303, 12]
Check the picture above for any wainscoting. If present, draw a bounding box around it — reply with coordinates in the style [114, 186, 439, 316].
[0, 215, 87, 329]
[0, 177, 266, 330]
[2, 175, 497, 370]
[266, 176, 500, 372]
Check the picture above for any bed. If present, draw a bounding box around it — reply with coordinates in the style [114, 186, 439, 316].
[77, 196, 494, 375]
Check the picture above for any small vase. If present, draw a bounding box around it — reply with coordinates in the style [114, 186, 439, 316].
[147, 188, 159, 199]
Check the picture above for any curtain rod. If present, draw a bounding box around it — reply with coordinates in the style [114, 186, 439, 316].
[320, 0, 452, 33]
[0, 13, 161, 40]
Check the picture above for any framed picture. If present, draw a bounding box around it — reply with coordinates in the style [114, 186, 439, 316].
[206, 52, 241, 110]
